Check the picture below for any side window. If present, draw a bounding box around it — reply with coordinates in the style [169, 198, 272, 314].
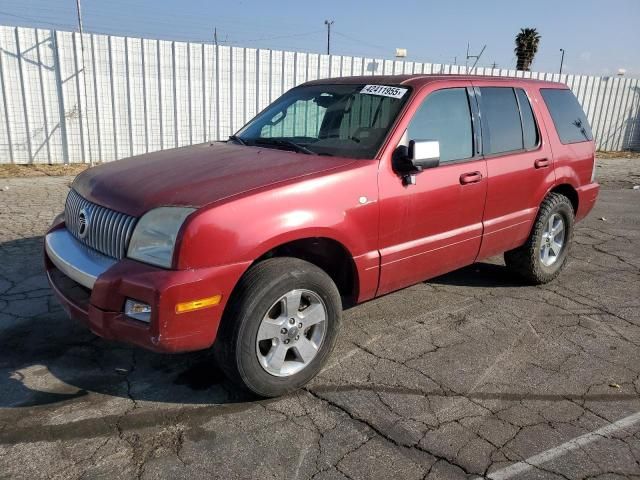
[540, 88, 593, 144]
[407, 88, 473, 163]
[478, 87, 523, 155]
[516, 89, 539, 149]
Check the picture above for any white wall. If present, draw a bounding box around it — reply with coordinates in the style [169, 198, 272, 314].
[0, 25, 638, 164]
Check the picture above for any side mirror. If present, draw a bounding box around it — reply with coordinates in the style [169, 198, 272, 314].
[409, 140, 440, 170]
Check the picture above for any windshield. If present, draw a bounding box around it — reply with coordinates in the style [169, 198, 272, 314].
[235, 84, 410, 159]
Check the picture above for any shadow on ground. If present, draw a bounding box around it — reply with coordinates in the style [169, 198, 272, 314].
[0, 237, 630, 413]
[429, 261, 527, 288]
[0, 236, 255, 409]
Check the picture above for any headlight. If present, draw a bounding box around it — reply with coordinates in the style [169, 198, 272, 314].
[127, 207, 196, 268]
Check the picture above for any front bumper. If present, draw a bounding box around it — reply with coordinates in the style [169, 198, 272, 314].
[45, 225, 250, 353]
[46, 229, 117, 289]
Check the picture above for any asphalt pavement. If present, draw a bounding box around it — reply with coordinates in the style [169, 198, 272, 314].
[0, 157, 639, 479]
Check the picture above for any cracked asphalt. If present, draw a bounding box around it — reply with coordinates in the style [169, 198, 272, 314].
[0, 157, 639, 480]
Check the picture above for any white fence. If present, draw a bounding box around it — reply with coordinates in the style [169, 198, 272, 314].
[0, 25, 638, 164]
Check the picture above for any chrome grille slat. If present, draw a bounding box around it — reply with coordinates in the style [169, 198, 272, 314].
[64, 189, 137, 260]
[112, 214, 121, 259]
[90, 205, 100, 253]
[101, 209, 110, 255]
[107, 210, 117, 257]
[115, 215, 127, 258]
[114, 214, 123, 258]
[94, 206, 104, 254]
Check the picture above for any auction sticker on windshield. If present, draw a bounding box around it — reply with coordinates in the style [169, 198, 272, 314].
[360, 85, 408, 99]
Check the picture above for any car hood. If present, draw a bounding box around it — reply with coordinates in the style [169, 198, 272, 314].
[72, 143, 357, 217]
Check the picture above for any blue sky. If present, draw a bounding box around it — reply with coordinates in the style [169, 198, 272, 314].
[1, 0, 638, 76]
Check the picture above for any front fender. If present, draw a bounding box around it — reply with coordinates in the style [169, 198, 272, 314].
[175, 161, 380, 271]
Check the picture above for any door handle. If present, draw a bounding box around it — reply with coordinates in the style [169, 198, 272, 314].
[460, 171, 483, 184]
[534, 158, 551, 168]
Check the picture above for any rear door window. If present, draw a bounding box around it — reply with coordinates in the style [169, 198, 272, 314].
[515, 88, 539, 149]
[478, 87, 523, 155]
[407, 88, 473, 163]
[540, 88, 593, 144]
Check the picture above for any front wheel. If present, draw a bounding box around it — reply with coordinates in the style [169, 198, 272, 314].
[504, 193, 575, 284]
[214, 257, 342, 397]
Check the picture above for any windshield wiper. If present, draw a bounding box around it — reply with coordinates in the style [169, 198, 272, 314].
[228, 135, 246, 145]
[252, 138, 317, 155]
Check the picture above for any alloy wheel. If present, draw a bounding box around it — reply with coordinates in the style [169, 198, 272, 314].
[540, 213, 565, 267]
[255, 289, 327, 377]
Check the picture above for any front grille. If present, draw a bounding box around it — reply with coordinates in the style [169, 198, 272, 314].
[65, 189, 137, 259]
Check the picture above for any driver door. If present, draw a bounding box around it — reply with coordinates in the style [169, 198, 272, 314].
[377, 84, 488, 295]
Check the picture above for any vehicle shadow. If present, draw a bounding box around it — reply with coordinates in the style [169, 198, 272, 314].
[0, 238, 549, 411]
[429, 261, 527, 288]
[0, 236, 252, 409]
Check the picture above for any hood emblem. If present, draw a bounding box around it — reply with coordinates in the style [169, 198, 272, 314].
[78, 208, 91, 239]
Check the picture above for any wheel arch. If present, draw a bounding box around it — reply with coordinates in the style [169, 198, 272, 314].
[548, 183, 579, 214]
[249, 236, 360, 308]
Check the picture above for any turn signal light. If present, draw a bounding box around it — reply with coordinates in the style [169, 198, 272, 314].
[175, 295, 222, 314]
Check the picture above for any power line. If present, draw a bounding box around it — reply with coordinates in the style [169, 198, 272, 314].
[0, 10, 75, 29]
[231, 29, 324, 44]
[0, 3, 398, 57]
[0, 4, 326, 48]
[0, 8, 509, 67]
[0, 0, 311, 32]
[333, 30, 387, 52]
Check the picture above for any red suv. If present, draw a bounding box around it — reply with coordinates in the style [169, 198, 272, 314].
[45, 75, 599, 396]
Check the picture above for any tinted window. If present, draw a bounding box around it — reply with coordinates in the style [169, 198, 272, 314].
[540, 88, 593, 144]
[479, 87, 523, 154]
[516, 89, 539, 149]
[407, 88, 473, 163]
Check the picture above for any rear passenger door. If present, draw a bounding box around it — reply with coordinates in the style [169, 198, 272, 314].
[472, 82, 556, 260]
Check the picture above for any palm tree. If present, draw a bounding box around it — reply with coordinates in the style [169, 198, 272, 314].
[514, 28, 541, 71]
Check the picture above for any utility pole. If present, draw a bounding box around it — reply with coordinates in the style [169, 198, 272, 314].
[75, 0, 93, 165]
[559, 48, 565, 75]
[324, 20, 334, 55]
[465, 43, 469, 70]
[491, 62, 498, 69]
[214, 27, 218, 46]
[75, 0, 84, 35]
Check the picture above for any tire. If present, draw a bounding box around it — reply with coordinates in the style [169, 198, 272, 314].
[214, 257, 342, 397]
[504, 193, 574, 284]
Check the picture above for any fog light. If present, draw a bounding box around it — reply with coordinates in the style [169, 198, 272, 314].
[125, 299, 152, 323]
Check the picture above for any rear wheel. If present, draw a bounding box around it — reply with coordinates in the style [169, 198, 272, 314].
[504, 193, 574, 284]
[214, 257, 341, 397]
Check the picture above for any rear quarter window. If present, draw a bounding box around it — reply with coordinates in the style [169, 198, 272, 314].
[515, 89, 539, 150]
[477, 87, 523, 155]
[540, 88, 593, 144]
